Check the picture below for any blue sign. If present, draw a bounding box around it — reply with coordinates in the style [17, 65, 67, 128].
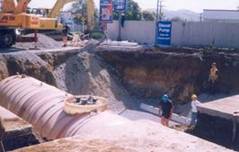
[156, 21, 172, 46]
[114, 0, 126, 11]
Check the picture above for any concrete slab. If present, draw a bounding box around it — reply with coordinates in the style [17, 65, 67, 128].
[198, 95, 239, 121]
[140, 103, 191, 125]
[12, 119, 235, 152]
[0, 106, 39, 151]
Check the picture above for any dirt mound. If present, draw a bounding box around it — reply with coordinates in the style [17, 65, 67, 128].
[53, 52, 136, 113]
[0, 52, 56, 85]
[0, 49, 135, 113]
[14, 34, 62, 50]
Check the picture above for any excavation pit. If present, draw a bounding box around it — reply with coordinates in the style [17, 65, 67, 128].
[1, 45, 239, 151]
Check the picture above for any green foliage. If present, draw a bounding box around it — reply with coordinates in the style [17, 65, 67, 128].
[171, 17, 184, 22]
[90, 31, 105, 40]
[142, 11, 155, 21]
[113, 0, 142, 20]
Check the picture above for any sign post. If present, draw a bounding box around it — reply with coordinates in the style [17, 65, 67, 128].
[114, 0, 127, 41]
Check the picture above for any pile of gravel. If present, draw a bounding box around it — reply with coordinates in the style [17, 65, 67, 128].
[14, 34, 62, 50]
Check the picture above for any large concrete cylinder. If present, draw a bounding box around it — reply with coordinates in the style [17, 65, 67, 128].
[0, 75, 93, 140]
[0, 75, 137, 141]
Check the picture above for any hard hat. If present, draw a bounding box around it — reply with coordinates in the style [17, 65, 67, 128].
[191, 94, 197, 100]
[162, 94, 169, 102]
[212, 62, 217, 66]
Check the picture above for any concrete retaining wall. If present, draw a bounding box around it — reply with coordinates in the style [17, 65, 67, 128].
[107, 21, 239, 48]
[193, 113, 239, 151]
[172, 21, 239, 48]
[107, 21, 156, 45]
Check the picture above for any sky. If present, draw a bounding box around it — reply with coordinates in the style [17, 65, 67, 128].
[29, 0, 239, 13]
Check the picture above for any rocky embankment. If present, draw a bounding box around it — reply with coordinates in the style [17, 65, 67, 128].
[97, 47, 239, 103]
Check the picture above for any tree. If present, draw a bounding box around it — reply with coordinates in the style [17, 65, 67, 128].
[71, 1, 87, 24]
[113, 0, 142, 20]
[142, 11, 155, 21]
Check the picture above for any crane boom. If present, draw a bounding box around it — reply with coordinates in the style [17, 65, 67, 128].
[86, 0, 94, 31]
[48, 0, 74, 18]
[15, 0, 31, 13]
[2, 0, 17, 13]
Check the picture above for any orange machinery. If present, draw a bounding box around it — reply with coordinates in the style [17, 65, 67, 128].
[0, 0, 95, 48]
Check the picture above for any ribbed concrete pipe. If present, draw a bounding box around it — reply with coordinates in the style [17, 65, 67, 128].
[0, 75, 97, 140]
[0, 75, 137, 141]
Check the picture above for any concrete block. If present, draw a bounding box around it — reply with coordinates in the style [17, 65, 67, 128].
[0, 106, 39, 151]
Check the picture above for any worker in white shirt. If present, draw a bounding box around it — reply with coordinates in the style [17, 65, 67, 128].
[190, 94, 201, 128]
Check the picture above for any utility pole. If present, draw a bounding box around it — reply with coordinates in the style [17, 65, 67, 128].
[117, 13, 122, 41]
[155, 0, 164, 46]
[156, 0, 159, 21]
[155, 0, 159, 46]
[156, 0, 164, 22]
[159, 1, 164, 21]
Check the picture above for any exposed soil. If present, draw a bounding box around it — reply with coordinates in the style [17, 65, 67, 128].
[97, 46, 239, 107]
[53, 52, 136, 113]
[1, 44, 239, 115]
[0, 42, 239, 151]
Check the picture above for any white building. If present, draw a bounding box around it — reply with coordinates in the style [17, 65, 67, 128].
[203, 9, 239, 23]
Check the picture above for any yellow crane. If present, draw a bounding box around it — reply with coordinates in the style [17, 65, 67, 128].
[0, 0, 95, 47]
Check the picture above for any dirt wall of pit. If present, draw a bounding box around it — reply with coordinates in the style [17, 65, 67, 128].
[97, 47, 239, 103]
[0, 50, 134, 113]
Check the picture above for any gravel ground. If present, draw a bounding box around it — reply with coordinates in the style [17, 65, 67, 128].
[0, 34, 63, 53]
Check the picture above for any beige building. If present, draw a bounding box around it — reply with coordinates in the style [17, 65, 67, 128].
[203, 9, 239, 23]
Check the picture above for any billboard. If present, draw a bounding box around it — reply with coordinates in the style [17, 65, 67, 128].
[114, 0, 126, 11]
[100, 0, 112, 5]
[100, 0, 113, 22]
[156, 21, 172, 46]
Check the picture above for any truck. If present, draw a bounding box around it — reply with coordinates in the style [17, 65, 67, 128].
[0, 0, 95, 48]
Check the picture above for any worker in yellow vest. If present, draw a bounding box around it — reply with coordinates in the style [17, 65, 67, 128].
[209, 62, 218, 83]
[208, 62, 219, 93]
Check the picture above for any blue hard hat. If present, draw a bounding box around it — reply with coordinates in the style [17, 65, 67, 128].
[162, 94, 169, 102]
